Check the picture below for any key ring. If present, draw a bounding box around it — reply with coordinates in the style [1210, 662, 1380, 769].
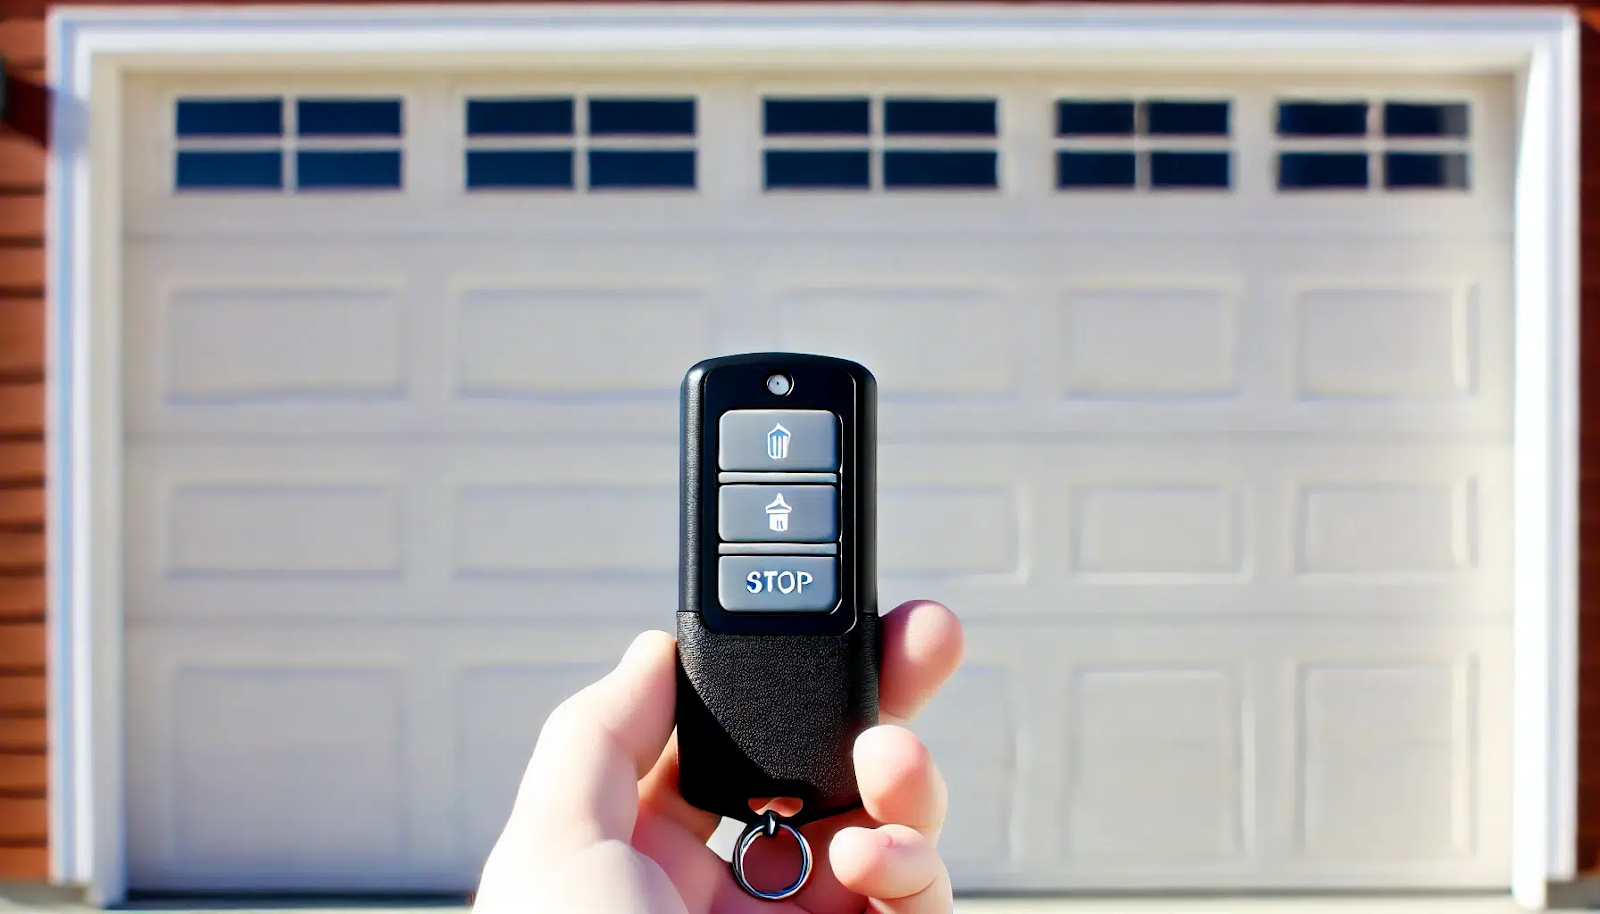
[731, 810, 812, 901]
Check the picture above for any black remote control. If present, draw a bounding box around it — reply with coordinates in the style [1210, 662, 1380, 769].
[675, 352, 881, 831]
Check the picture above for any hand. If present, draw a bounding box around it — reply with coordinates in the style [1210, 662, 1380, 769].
[473, 600, 964, 913]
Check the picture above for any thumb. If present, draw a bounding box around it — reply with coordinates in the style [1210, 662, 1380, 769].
[501, 630, 678, 854]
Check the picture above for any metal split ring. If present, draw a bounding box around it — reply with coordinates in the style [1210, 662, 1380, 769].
[731, 810, 812, 902]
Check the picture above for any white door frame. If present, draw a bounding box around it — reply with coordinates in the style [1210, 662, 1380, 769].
[45, 4, 1579, 907]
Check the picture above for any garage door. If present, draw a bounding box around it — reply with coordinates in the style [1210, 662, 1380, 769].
[119, 69, 1513, 892]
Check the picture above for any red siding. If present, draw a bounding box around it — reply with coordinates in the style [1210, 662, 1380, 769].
[0, 0, 48, 878]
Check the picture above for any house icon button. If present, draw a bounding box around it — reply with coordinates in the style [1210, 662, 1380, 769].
[767, 423, 791, 459]
[766, 494, 793, 532]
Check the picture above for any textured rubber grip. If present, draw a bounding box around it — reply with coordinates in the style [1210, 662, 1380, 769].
[676, 609, 880, 826]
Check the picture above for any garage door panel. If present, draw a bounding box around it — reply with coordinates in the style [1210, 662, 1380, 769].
[1062, 666, 1246, 864]
[911, 661, 1022, 873]
[931, 586, 1512, 624]
[124, 447, 417, 622]
[877, 441, 1508, 620]
[907, 620, 1507, 890]
[125, 443, 682, 623]
[126, 440, 1507, 623]
[1266, 625, 1511, 886]
[1068, 481, 1248, 579]
[776, 286, 1032, 399]
[1298, 662, 1467, 862]
[163, 482, 405, 578]
[453, 287, 717, 399]
[125, 631, 422, 890]
[162, 285, 410, 405]
[454, 660, 611, 874]
[1059, 285, 1241, 398]
[1294, 285, 1475, 401]
[125, 237, 1508, 440]
[127, 623, 641, 890]
[427, 626, 648, 881]
[879, 483, 1029, 581]
[123, 447, 415, 623]
[449, 482, 678, 575]
[127, 576, 684, 626]
[122, 241, 736, 442]
[1039, 632, 1268, 881]
[169, 667, 410, 879]
[1276, 444, 1510, 602]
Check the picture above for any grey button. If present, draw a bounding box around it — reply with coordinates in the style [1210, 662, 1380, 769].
[719, 556, 838, 612]
[719, 485, 838, 543]
[719, 410, 838, 471]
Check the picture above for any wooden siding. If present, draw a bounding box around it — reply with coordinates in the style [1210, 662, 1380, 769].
[0, 0, 47, 880]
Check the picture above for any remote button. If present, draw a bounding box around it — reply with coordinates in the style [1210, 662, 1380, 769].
[719, 485, 838, 543]
[718, 556, 838, 612]
[719, 410, 838, 472]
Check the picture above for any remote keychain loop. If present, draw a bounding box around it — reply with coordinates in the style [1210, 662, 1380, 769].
[731, 810, 812, 901]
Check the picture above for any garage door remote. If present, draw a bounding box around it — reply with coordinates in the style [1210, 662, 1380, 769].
[675, 352, 880, 900]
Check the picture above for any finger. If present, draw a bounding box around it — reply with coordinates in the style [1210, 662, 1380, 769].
[787, 727, 949, 911]
[830, 825, 952, 913]
[638, 730, 722, 840]
[500, 630, 677, 853]
[878, 601, 964, 725]
[630, 810, 733, 914]
[855, 726, 948, 844]
[780, 808, 872, 911]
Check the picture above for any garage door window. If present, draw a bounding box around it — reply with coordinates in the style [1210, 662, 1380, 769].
[761, 95, 998, 191]
[173, 96, 405, 193]
[464, 95, 697, 191]
[1274, 99, 1471, 192]
[1054, 98, 1233, 191]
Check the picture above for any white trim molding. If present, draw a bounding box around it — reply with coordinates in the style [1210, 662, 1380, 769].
[45, 4, 1581, 908]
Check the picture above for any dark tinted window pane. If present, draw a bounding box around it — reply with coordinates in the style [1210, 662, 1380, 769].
[883, 150, 997, 189]
[176, 98, 282, 138]
[765, 150, 870, 189]
[588, 149, 696, 188]
[1383, 102, 1470, 138]
[466, 98, 573, 137]
[1056, 150, 1136, 188]
[884, 99, 996, 136]
[1276, 101, 1367, 137]
[1056, 100, 1135, 137]
[1278, 151, 1368, 190]
[296, 150, 403, 190]
[175, 150, 283, 190]
[588, 99, 696, 136]
[1384, 151, 1470, 190]
[297, 99, 403, 137]
[466, 150, 574, 189]
[1145, 100, 1229, 136]
[764, 98, 870, 136]
[1150, 151, 1230, 189]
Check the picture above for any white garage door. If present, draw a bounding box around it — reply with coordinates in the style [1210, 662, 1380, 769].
[119, 69, 1514, 893]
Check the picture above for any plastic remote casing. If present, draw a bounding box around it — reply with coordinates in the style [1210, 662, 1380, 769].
[675, 353, 880, 827]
